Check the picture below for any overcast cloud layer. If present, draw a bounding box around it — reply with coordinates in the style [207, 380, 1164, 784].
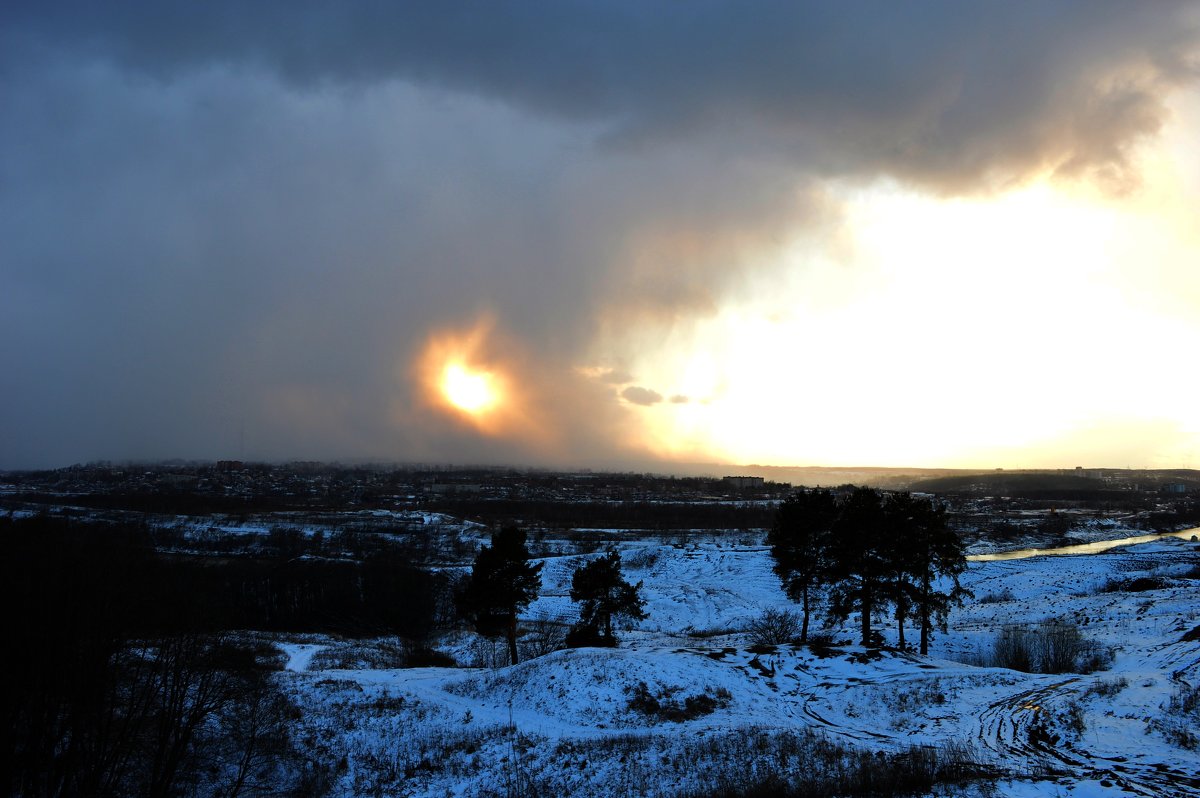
[2, 2, 1198, 468]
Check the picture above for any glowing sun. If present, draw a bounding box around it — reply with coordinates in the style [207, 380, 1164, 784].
[414, 316, 551, 446]
[442, 362, 498, 414]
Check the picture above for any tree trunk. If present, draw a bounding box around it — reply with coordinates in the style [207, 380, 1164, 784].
[896, 605, 905, 650]
[860, 584, 872, 647]
[919, 577, 930, 655]
[507, 616, 519, 666]
[800, 584, 810, 644]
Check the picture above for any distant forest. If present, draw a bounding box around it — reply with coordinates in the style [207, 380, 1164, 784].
[426, 497, 777, 531]
[1, 515, 447, 639]
[911, 471, 1200, 504]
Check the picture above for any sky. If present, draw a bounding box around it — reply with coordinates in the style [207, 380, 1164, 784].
[3, 1, 1200, 471]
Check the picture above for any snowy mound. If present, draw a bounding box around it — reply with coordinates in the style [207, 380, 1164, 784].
[445, 646, 741, 730]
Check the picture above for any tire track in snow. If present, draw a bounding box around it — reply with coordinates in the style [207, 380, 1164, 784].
[974, 676, 1200, 798]
[975, 677, 1084, 768]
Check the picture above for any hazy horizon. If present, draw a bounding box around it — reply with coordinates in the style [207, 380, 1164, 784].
[10, 456, 1192, 483]
[4, 2, 1199, 472]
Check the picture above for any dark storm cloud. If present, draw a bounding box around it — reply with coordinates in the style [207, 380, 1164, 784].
[1, 2, 1197, 468]
[9, 1, 1198, 188]
[621, 387, 664, 407]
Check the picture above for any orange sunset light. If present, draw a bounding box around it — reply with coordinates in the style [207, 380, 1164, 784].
[415, 318, 521, 436]
[441, 362, 498, 414]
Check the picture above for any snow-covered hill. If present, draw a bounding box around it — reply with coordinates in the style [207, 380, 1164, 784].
[271, 532, 1200, 797]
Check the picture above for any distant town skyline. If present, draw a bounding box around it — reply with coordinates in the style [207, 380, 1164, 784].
[3, 2, 1199, 471]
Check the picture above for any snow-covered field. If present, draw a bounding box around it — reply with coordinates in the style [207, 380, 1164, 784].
[273, 532, 1200, 797]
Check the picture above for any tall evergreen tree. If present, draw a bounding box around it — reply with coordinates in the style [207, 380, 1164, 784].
[767, 489, 837, 643]
[458, 526, 542, 665]
[825, 487, 891, 647]
[881, 492, 923, 650]
[568, 550, 646, 646]
[898, 494, 969, 655]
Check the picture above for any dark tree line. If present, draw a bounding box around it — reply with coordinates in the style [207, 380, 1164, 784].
[429, 498, 777, 531]
[1, 514, 447, 638]
[163, 550, 444, 637]
[769, 487, 969, 653]
[1, 514, 453, 797]
[1, 517, 321, 798]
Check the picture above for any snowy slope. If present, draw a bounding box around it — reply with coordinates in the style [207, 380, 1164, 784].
[276, 533, 1200, 797]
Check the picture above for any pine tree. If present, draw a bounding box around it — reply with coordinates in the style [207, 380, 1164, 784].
[825, 487, 891, 647]
[567, 550, 646, 646]
[458, 526, 542, 665]
[900, 494, 969, 655]
[881, 492, 923, 650]
[767, 489, 837, 643]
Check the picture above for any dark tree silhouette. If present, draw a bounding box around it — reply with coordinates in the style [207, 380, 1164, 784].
[767, 489, 838, 643]
[888, 493, 969, 655]
[825, 487, 891, 647]
[567, 550, 647, 646]
[458, 526, 542, 665]
[880, 493, 921, 650]
[768, 487, 970, 652]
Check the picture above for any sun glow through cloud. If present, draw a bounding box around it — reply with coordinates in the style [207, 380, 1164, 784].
[415, 318, 513, 433]
[614, 156, 1200, 469]
[412, 316, 570, 455]
[441, 363, 498, 414]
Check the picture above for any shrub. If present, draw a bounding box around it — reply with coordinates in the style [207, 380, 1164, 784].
[682, 737, 991, 798]
[307, 638, 454, 670]
[747, 608, 802, 648]
[565, 623, 615, 648]
[311, 639, 407, 670]
[984, 620, 1111, 674]
[403, 645, 456, 668]
[623, 548, 661, 569]
[626, 682, 732, 722]
[805, 632, 844, 648]
[978, 587, 1015, 604]
[1172, 683, 1200, 715]
[1099, 576, 1170, 593]
[1062, 701, 1087, 737]
[1085, 677, 1128, 698]
[1151, 685, 1200, 750]
[992, 626, 1036, 673]
[466, 635, 510, 669]
[686, 625, 742, 639]
[519, 614, 569, 659]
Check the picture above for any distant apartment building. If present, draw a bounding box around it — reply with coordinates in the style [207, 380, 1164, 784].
[427, 482, 484, 495]
[722, 476, 765, 489]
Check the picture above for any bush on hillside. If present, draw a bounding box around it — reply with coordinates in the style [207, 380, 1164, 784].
[747, 608, 802, 648]
[982, 620, 1112, 674]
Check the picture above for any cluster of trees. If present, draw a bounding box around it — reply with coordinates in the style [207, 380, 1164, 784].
[3, 515, 448, 637]
[457, 526, 646, 664]
[2, 516, 312, 798]
[1141, 498, 1200, 532]
[769, 487, 968, 654]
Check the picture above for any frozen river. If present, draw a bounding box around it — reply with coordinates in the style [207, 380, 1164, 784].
[968, 525, 1200, 561]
